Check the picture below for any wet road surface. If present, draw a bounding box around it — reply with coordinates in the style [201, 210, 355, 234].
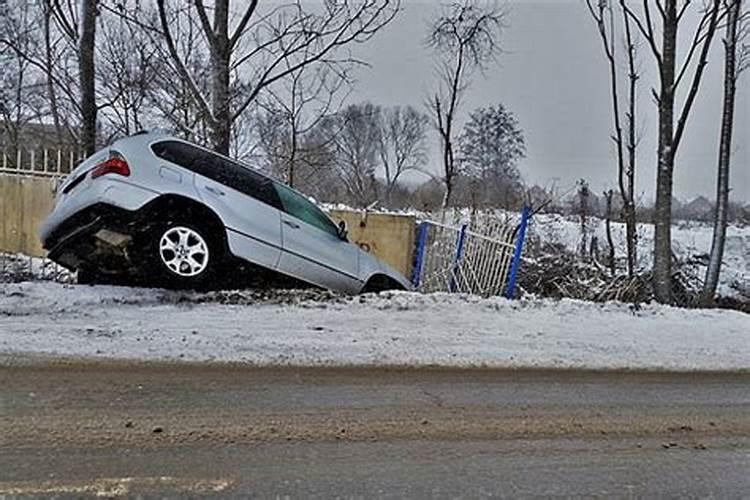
[1, 364, 749, 498]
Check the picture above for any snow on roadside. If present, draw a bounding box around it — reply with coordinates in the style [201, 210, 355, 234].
[1, 282, 747, 371]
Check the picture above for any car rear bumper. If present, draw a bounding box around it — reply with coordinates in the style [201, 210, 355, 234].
[40, 178, 158, 245]
[42, 203, 143, 273]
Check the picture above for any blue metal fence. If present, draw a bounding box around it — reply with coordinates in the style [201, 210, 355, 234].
[411, 208, 530, 298]
[504, 206, 531, 299]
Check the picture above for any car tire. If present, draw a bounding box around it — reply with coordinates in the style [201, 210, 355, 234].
[361, 275, 406, 293]
[147, 219, 223, 289]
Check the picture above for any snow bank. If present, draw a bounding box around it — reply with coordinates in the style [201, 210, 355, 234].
[1, 282, 747, 371]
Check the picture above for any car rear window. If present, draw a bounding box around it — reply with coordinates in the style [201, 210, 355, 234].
[151, 140, 281, 209]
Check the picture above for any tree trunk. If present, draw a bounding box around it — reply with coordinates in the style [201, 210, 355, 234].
[209, 0, 231, 155]
[652, 1, 678, 304]
[622, 4, 638, 277]
[604, 190, 616, 276]
[79, 0, 98, 156]
[441, 134, 455, 208]
[288, 123, 297, 188]
[43, 0, 63, 147]
[700, 0, 741, 306]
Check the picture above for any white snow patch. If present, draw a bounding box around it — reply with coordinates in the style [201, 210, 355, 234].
[1, 282, 747, 370]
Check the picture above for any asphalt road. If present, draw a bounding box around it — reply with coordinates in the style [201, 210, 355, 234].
[1, 364, 749, 498]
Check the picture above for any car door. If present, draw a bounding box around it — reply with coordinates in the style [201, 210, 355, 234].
[273, 183, 362, 293]
[191, 151, 283, 271]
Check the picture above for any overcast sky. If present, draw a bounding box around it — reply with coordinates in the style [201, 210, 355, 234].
[346, 0, 749, 203]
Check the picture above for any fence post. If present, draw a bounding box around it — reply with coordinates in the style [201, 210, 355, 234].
[411, 222, 430, 288]
[449, 223, 468, 293]
[505, 206, 531, 299]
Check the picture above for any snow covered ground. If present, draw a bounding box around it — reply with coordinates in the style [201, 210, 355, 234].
[1, 282, 747, 371]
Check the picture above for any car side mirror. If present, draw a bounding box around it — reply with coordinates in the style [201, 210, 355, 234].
[337, 220, 349, 241]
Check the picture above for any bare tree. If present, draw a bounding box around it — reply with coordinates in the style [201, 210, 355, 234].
[426, 1, 506, 208]
[257, 110, 340, 201]
[603, 189, 617, 276]
[78, 0, 98, 155]
[40, 0, 83, 147]
[152, 0, 398, 155]
[324, 102, 382, 207]
[378, 106, 429, 207]
[1, 0, 102, 153]
[0, 0, 34, 157]
[42, 0, 66, 146]
[622, 0, 723, 303]
[621, 0, 640, 276]
[145, 5, 211, 144]
[700, 0, 748, 305]
[586, 0, 640, 277]
[258, 59, 352, 188]
[97, 12, 158, 141]
[576, 179, 592, 261]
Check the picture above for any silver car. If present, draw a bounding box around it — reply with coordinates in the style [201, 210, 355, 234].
[40, 132, 411, 293]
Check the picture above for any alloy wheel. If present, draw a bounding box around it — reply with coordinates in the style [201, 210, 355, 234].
[158, 226, 210, 277]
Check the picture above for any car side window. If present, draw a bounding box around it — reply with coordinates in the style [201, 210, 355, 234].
[213, 157, 282, 210]
[274, 183, 339, 237]
[151, 140, 281, 209]
[151, 140, 220, 181]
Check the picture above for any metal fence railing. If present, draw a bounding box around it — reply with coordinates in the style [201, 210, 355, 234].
[0, 148, 79, 178]
[411, 207, 530, 298]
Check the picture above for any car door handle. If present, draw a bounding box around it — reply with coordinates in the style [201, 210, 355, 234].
[205, 186, 225, 196]
[283, 219, 300, 229]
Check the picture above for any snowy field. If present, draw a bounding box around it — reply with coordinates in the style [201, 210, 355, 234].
[1, 282, 747, 371]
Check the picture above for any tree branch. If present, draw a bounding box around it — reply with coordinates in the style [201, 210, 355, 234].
[230, 0, 259, 49]
[156, 0, 215, 124]
[674, 0, 722, 149]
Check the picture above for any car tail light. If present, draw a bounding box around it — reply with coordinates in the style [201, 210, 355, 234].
[91, 156, 130, 179]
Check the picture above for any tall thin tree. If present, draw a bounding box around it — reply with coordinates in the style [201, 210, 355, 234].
[425, 1, 505, 208]
[586, 0, 640, 277]
[622, 0, 723, 303]
[700, 0, 747, 305]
